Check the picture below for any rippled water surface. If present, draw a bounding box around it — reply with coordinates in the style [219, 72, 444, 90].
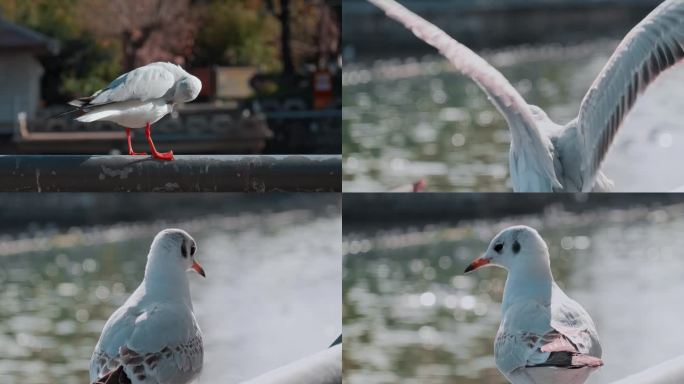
[343, 42, 684, 191]
[0, 210, 341, 384]
[343, 205, 684, 383]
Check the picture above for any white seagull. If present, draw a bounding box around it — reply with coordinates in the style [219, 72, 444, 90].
[367, 0, 684, 192]
[90, 229, 206, 384]
[66, 62, 202, 161]
[464, 226, 602, 384]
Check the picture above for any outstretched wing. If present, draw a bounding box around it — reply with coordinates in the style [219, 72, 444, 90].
[70, 63, 177, 109]
[367, 0, 561, 190]
[578, 0, 684, 191]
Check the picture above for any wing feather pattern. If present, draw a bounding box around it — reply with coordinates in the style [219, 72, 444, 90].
[579, 0, 684, 190]
[90, 303, 203, 383]
[367, 0, 561, 190]
[70, 63, 178, 110]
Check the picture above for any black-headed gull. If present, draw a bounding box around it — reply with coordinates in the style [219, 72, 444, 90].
[368, 0, 684, 192]
[465, 226, 602, 384]
[67, 62, 202, 161]
[90, 229, 206, 384]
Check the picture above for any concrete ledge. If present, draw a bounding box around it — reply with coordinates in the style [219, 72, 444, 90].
[0, 155, 341, 192]
[610, 355, 684, 384]
[242, 345, 342, 384]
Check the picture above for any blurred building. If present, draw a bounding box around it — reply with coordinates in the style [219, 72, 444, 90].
[0, 19, 57, 133]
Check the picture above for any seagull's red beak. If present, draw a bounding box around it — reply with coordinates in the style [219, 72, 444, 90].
[464, 256, 490, 273]
[191, 260, 206, 278]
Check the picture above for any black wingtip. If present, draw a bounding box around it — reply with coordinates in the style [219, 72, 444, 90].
[329, 334, 342, 347]
[93, 366, 131, 384]
[53, 108, 81, 118]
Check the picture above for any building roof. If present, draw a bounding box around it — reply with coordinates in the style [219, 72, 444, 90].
[0, 18, 59, 54]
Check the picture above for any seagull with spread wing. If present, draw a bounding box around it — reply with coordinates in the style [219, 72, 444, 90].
[465, 226, 602, 384]
[367, 0, 684, 192]
[65, 62, 202, 161]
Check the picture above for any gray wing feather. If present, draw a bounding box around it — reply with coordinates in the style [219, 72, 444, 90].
[578, 0, 684, 190]
[550, 284, 601, 358]
[367, 0, 561, 190]
[89, 64, 177, 106]
[91, 334, 202, 383]
[90, 301, 203, 383]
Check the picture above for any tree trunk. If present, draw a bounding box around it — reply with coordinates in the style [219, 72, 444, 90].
[280, 0, 294, 76]
[121, 24, 159, 71]
[122, 30, 137, 71]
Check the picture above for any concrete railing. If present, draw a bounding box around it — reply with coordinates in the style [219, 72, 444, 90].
[0, 155, 341, 192]
[241, 345, 342, 384]
[610, 355, 684, 384]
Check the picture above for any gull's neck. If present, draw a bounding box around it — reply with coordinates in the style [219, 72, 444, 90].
[141, 252, 193, 308]
[501, 252, 553, 313]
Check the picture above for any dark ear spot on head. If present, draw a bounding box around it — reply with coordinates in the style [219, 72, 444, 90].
[512, 240, 521, 254]
[181, 238, 187, 258]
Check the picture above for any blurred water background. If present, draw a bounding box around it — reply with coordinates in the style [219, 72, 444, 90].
[342, 1, 684, 192]
[343, 194, 684, 383]
[0, 194, 341, 384]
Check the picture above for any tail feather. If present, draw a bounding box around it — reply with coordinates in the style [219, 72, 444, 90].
[76, 108, 117, 123]
[53, 108, 82, 118]
[93, 366, 131, 384]
[68, 96, 94, 108]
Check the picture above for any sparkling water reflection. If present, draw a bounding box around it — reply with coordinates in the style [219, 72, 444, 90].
[343, 42, 684, 192]
[343, 205, 684, 383]
[0, 211, 341, 384]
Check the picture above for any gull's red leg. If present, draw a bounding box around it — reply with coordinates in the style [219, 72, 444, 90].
[144, 122, 174, 161]
[126, 128, 147, 156]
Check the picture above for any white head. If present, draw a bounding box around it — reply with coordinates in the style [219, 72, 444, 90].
[464, 225, 550, 274]
[146, 228, 206, 279]
[174, 75, 202, 103]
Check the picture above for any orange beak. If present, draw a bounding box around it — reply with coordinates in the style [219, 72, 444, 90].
[464, 256, 490, 273]
[191, 260, 206, 277]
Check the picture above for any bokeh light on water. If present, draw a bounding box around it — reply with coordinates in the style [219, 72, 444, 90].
[0, 204, 341, 384]
[343, 203, 684, 383]
[343, 41, 684, 192]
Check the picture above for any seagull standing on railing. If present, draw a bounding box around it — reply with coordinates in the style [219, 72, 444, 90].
[89, 229, 206, 384]
[65, 62, 202, 161]
[465, 226, 602, 384]
[367, 0, 684, 192]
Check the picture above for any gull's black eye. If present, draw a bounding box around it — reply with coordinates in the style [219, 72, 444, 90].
[494, 243, 503, 253]
[181, 244, 187, 258]
[512, 241, 521, 254]
[190, 244, 196, 256]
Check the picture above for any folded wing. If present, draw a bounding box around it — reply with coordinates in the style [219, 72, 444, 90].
[70, 63, 177, 109]
[90, 303, 203, 383]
